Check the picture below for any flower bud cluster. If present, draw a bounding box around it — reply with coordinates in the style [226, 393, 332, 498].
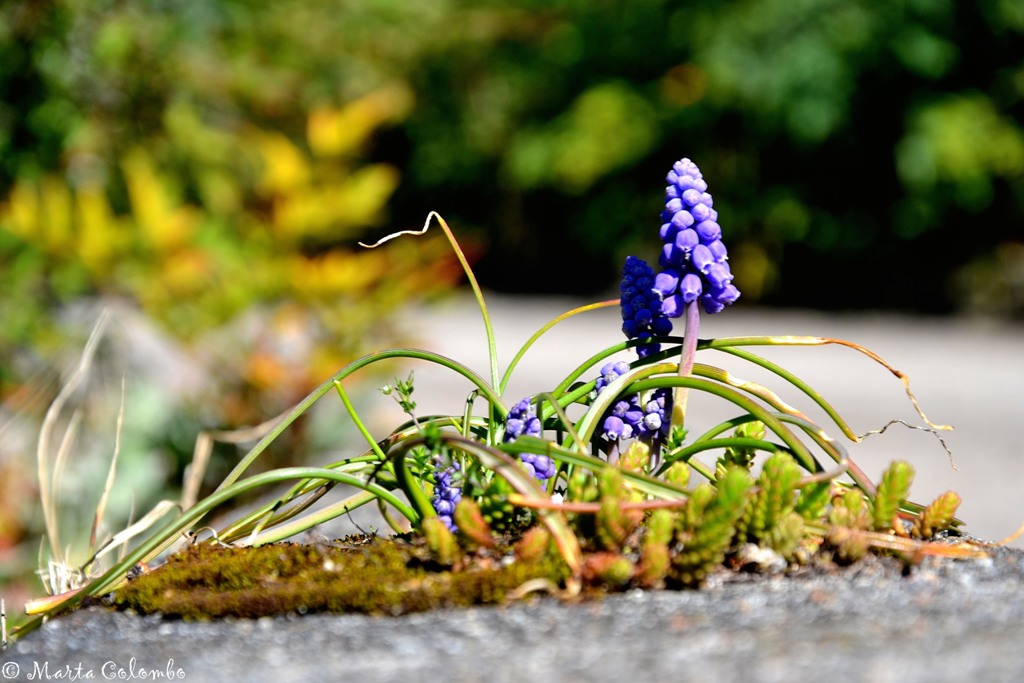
[639, 388, 671, 440]
[595, 361, 672, 444]
[431, 460, 462, 532]
[656, 158, 740, 315]
[620, 256, 673, 358]
[504, 398, 557, 482]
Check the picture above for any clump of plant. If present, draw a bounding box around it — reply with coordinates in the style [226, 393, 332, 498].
[7, 157, 986, 640]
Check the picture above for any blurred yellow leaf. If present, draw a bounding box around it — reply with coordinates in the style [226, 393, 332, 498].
[253, 130, 311, 195]
[307, 85, 414, 158]
[287, 248, 390, 298]
[3, 180, 41, 241]
[40, 177, 73, 254]
[75, 185, 119, 273]
[1, 177, 85, 257]
[331, 164, 400, 227]
[274, 164, 399, 241]
[122, 148, 196, 251]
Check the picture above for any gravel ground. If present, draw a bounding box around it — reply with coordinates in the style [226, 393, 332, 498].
[5, 544, 1024, 683]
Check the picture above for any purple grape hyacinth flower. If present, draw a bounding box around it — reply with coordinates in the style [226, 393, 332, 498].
[595, 362, 635, 442]
[593, 361, 671, 445]
[658, 158, 740, 315]
[596, 362, 639, 442]
[636, 387, 672, 444]
[620, 256, 673, 357]
[596, 360, 630, 393]
[431, 460, 462, 532]
[504, 398, 556, 482]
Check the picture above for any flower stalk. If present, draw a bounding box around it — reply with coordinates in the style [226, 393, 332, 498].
[671, 299, 702, 429]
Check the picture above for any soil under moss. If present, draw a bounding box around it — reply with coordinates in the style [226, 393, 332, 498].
[113, 535, 571, 620]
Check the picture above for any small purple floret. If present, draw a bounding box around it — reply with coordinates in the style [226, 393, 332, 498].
[602, 415, 629, 441]
[696, 220, 721, 243]
[680, 272, 703, 303]
[653, 270, 680, 297]
[706, 262, 734, 289]
[675, 228, 699, 251]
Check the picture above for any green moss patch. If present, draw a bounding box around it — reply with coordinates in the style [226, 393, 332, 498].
[113, 535, 570, 620]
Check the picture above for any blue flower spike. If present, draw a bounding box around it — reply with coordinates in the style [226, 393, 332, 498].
[657, 158, 740, 316]
[620, 256, 673, 358]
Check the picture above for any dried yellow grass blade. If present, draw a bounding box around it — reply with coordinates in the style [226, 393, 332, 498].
[91, 500, 181, 564]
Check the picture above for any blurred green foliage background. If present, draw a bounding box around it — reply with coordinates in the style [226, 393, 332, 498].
[4, 1, 1023, 327]
[0, 0, 1022, 600]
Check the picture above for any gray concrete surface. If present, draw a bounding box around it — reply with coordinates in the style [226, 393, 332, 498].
[5, 546, 1024, 683]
